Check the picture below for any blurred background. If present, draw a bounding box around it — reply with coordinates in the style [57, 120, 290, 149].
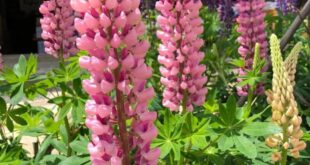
[0, 0, 308, 55]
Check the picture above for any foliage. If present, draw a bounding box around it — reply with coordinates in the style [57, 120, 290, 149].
[0, 6, 309, 165]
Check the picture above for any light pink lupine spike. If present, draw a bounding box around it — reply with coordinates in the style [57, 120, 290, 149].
[39, 0, 77, 58]
[236, 0, 268, 96]
[156, 0, 208, 112]
[71, 0, 159, 163]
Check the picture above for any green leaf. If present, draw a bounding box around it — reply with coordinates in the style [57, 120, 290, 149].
[13, 55, 27, 78]
[241, 122, 282, 136]
[35, 135, 53, 163]
[60, 125, 68, 144]
[230, 59, 245, 67]
[71, 100, 85, 125]
[10, 107, 27, 115]
[51, 139, 67, 154]
[233, 136, 257, 159]
[0, 97, 6, 114]
[58, 156, 90, 165]
[48, 96, 70, 105]
[219, 96, 237, 126]
[171, 142, 181, 161]
[59, 103, 72, 119]
[10, 115, 27, 125]
[26, 54, 37, 77]
[70, 139, 88, 154]
[40, 155, 66, 164]
[158, 142, 172, 158]
[218, 135, 234, 151]
[10, 84, 24, 105]
[191, 135, 208, 149]
[1, 68, 19, 83]
[6, 117, 14, 132]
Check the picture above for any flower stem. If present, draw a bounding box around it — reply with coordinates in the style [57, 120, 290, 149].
[244, 85, 255, 118]
[64, 116, 72, 156]
[114, 51, 130, 165]
[59, 52, 72, 156]
[281, 125, 289, 165]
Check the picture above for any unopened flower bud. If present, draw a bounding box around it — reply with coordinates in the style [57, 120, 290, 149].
[271, 152, 281, 162]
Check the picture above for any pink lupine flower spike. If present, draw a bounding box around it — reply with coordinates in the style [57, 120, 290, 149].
[71, 0, 160, 164]
[156, 0, 208, 112]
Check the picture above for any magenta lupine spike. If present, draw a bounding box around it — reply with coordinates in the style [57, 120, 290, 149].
[71, 0, 160, 164]
[156, 0, 208, 112]
[39, 0, 77, 58]
[235, 0, 268, 96]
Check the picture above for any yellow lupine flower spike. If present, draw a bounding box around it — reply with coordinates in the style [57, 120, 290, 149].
[266, 35, 306, 163]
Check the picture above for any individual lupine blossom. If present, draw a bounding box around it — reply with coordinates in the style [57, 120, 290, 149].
[39, 0, 77, 58]
[277, 0, 298, 14]
[218, 0, 235, 35]
[156, 0, 208, 112]
[70, 0, 160, 164]
[235, 0, 268, 96]
[265, 35, 306, 162]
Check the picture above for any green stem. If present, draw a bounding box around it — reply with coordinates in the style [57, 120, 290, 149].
[244, 85, 255, 118]
[281, 125, 289, 165]
[169, 153, 174, 165]
[182, 111, 191, 165]
[64, 116, 72, 156]
[59, 54, 72, 156]
[215, 63, 228, 85]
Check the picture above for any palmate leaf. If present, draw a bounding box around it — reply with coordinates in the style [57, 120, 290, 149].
[230, 58, 245, 68]
[218, 95, 237, 126]
[233, 135, 257, 159]
[182, 114, 214, 150]
[13, 55, 27, 79]
[10, 83, 24, 105]
[58, 156, 90, 165]
[1, 68, 19, 83]
[35, 135, 53, 163]
[70, 137, 89, 154]
[51, 139, 67, 154]
[152, 110, 186, 160]
[25, 54, 38, 77]
[218, 135, 234, 151]
[241, 122, 282, 136]
[9, 115, 27, 126]
[6, 117, 14, 132]
[59, 102, 72, 120]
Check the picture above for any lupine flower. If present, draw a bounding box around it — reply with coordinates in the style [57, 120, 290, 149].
[156, 0, 208, 112]
[39, 0, 77, 58]
[0, 45, 3, 70]
[71, 0, 159, 164]
[265, 35, 306, 162]
[218, 0, 235, 35]
[277, 0, 298, 14]
[235, 0, 268, 96]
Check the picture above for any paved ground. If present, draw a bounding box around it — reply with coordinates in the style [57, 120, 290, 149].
[3, 54, 58, 74]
